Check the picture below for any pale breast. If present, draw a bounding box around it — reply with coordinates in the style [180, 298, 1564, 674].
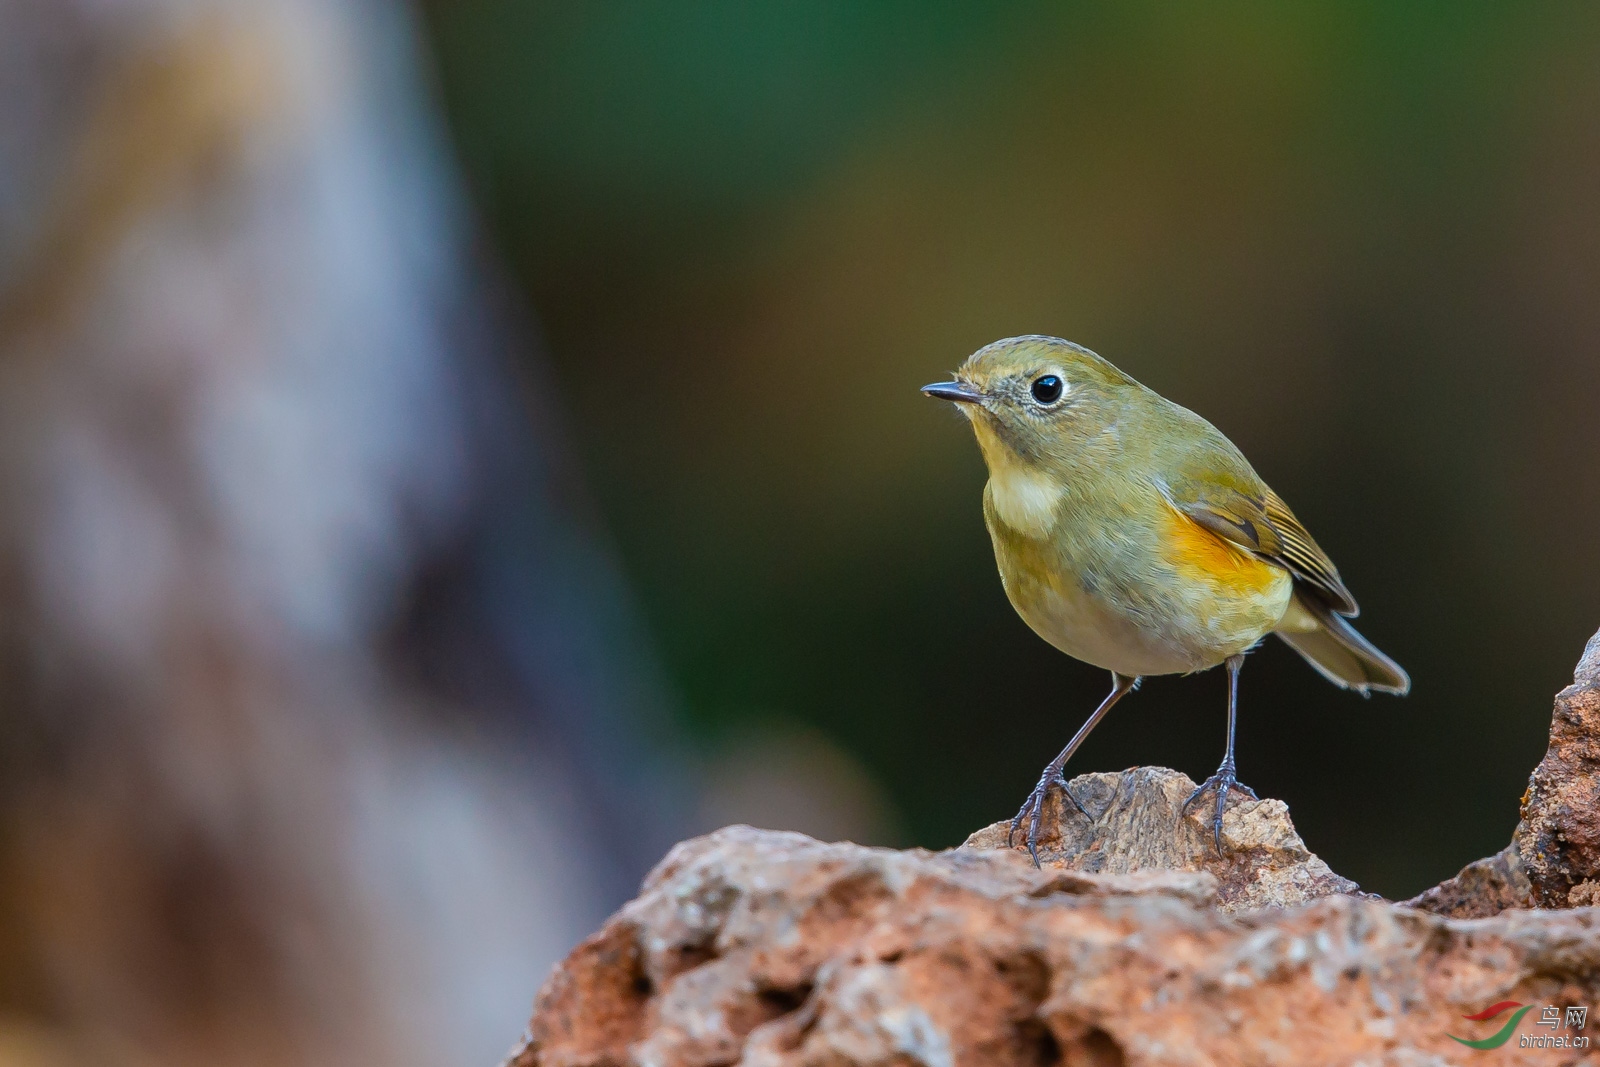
[967, 416, 1067, 540]
[983, 484, 1293, 677]
[986, 460, 1063, 539]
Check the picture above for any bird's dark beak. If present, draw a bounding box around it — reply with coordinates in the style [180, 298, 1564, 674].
[921, 380, 987, 404]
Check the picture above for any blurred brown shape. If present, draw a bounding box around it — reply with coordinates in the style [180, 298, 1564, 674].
[514, 824, 1600, 1067]
[695, 721, 905, 847]
[0, 15, 281, 350]
[0, 2, 684, 1065]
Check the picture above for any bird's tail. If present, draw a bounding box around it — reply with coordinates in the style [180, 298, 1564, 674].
[1274, 591, 1410, 696]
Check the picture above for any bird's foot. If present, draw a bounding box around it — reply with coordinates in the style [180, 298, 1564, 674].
[1181, 762, 1257, 854]
[1007, 771, 1092, 868]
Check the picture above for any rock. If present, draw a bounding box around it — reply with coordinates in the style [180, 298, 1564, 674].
[513, 825, 1600, 1067]
[961, 765, 1358, 912]
[1518, 629, 1600, 908]
[510, 627, 1600, 1066]
[1401, 842, 1532, 918]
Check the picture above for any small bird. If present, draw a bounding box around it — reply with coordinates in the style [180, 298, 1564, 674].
[923, 335, 1407, 863]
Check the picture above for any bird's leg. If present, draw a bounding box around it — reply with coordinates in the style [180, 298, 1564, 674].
[1182, 654, 1258, 853]
[1009, 672, 1138, 867]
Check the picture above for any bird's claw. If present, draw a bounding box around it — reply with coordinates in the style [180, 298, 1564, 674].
[1181, 763, 1256, 854]
[1007, 773, 1092, 868]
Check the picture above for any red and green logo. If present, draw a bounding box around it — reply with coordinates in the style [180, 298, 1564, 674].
[1450, 1001, 1533, 1050]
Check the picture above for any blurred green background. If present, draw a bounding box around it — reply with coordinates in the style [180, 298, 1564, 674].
[421, 1, 1600, 898]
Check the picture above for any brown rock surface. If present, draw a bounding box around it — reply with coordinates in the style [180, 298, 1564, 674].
[1401, 843, 1532, 919]
[511, 628, 1600, 1067]
[962, 766, 1358, 912]
[1519, 630, 1600, 908]
[513, 825, 1600, 1067]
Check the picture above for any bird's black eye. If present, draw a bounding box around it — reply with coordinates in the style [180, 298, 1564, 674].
[1030, 375, 1064, 404]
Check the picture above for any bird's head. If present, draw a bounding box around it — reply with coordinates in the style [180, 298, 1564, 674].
[922, 335, 1134, 471]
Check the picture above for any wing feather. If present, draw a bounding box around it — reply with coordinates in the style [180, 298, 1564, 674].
[1168, 481, 1359, 616]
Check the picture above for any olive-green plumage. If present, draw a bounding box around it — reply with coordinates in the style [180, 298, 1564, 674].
[922, 334, 1407, 860]
[932, 334, 1406, 691]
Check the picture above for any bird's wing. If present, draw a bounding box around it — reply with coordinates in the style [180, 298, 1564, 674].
[1166, 478, 1359, 616]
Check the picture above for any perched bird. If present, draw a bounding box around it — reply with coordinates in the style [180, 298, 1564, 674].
[923, 335, 1407, 863]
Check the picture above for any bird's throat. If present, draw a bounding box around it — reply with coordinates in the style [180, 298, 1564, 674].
[987, 463, 1063, 536]
[974, 425, 1063, 537]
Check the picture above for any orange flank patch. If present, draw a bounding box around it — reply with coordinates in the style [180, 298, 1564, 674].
[1163, 506, 1284, 596]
